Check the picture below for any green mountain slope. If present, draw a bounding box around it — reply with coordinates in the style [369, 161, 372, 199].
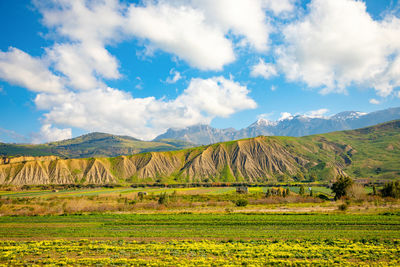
[0, 120, 399, 185]
[0, 132, 194, 158]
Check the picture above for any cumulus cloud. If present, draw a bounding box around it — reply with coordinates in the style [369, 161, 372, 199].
[31, 124, 72, 144]
[278, 109, 329, 121]
[262, 0, 296, 16]
[305, 108, 329, 118]
[0, 47, 63, 93]
[278, 112, 293, 121]
[369, 98, 381, 105]
[277, 0, 400, 97]
[250, 59, 278, 79]
[125, 3, 235, 70]
[189, 0, 273, 51]
[35, 77, 256, 140]
[37, 0, 123, 90]
[175, 76, 257, 118]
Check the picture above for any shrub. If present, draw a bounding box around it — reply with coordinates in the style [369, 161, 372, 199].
[338, 203, 348, 211]
[235, 199, 248, 207]
[158, 192, 169, 205]
[317, 194, 330, 201]
[381, 181, 400, 198]
[299, 185, 305, 196]
[346, 184, 366, 200]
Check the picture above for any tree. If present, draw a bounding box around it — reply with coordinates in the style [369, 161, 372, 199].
[286, 188, 290, 196]
[158, 192, 169, 205]
[381, 181, 400, 198]
[331, 175, 353, 200]
[265, 189, 271, 198]
[299, 185, 305, 196]
[372, 185, 377, 196]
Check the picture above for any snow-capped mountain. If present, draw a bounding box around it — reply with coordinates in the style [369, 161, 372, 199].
[154, 107, 400, 145]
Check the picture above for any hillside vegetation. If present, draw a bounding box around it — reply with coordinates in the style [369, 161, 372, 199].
[0, 120, 399, 185]
[0, 132, 194, 158]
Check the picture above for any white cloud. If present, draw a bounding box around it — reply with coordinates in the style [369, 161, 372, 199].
[175, 76, 257, 118]
[37, 0, 123, 90]
[125, 3, 235, 70]
[278, 112, 293, 121]
[270, 85, 277, 91]
[35, 77, 256, 140]
[189, 0, 273, 51]
[32, 124, 72, 144]
[262, 0, 296, 16]
[369, 98, 381, 105]
[0, 47, 63, 93]
[277, 0, 400, 97]
[250, 58, 278, 79]
[278, 109, 329, 120]
[38, 0, 124, 45]
[305, 108, 329, 118]
[165, 69, 182, 84]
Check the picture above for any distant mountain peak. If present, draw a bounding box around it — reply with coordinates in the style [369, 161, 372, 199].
[331, 111, 367, 120]
[251, 118, 277, 127]
[154, 107, 400, 145]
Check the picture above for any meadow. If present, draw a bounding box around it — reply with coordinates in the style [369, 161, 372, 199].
[0, 213, 400, 266]
[0, 185, 393, 215]
[1, 186, 400, 266]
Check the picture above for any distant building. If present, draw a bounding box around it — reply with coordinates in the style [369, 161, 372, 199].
[236, 186, 248, 194]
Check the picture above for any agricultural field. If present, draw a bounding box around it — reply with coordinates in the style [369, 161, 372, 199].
[1, 187, 400, 266]
[0, 213, 400, 266]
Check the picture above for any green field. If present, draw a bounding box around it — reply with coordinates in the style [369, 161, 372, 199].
[1, 186, 399, 266]
[0, 213, 399, 266]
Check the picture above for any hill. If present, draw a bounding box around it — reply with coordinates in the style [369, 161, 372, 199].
[0, 120, 399, 185]
[0, 132, 194, 159]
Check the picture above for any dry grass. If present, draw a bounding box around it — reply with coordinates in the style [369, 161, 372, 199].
[0, 190, 399, 216]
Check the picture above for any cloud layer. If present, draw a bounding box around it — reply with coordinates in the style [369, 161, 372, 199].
[0, 0, 399, 143]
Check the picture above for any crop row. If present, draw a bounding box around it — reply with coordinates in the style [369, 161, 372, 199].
[0, 239, 399, 266]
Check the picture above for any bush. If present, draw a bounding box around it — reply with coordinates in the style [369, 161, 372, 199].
[381, 181, 400, 198]
[317, 194, 330, 201]
[299, 185, 305, 196]
[338, 203, 348, 211]
[158, 192, 169, 205]
[235, 199, 248, 207]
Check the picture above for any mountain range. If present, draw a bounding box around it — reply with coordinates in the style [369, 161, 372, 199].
[0, 132, 193, 159]
[154, 107, 400, 145]
[1, 120, 399, 185]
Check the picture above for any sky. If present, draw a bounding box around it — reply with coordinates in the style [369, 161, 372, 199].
[0, 0, 400, 143]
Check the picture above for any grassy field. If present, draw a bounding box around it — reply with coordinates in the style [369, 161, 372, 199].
[0, 213, 399, 266]
[1, 187, 399, 265]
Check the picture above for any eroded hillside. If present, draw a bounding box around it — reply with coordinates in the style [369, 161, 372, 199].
[1, 120, 399, 185]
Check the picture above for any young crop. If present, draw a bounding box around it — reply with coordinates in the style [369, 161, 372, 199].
[0, 239, 399, 266]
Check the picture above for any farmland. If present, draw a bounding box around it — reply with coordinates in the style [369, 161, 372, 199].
[0, 187, 399, 265]
[0, 213, 399, 266]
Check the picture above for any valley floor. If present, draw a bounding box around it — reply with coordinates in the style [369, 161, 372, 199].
[0, 213, 399, 266]
[0, 187, 399, 266]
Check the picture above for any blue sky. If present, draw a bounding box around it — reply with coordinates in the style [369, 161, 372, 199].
[0, 0, 399, 143]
